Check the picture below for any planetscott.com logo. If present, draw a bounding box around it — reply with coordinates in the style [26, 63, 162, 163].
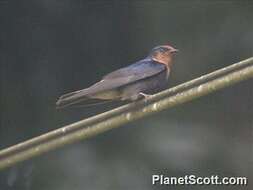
[152, 175, 247, 186]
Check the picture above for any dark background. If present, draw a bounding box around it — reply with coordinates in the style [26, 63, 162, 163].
[0, 1, 252, 190]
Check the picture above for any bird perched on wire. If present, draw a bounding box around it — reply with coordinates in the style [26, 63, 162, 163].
[56, 44, 178, 109]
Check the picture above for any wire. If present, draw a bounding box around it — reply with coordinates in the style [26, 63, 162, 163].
[0, 57, 252, 159]
[0, 57, 252, 170]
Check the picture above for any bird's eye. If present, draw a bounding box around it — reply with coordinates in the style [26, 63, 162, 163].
[163, 47, 171, 53]
[160, 47, 167, 53]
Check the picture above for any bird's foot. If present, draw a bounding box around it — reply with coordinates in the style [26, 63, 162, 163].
[139, 92, 152, 99]
[138, 92, 154, 103]
[128, 93, 153, 102]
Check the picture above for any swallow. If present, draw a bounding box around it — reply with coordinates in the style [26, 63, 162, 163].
[56, 44, 178, 109]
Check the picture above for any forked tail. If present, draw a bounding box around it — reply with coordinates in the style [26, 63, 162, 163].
[56, 90, 115, 109]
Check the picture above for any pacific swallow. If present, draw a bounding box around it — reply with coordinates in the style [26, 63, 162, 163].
[56, 44, 178, 109]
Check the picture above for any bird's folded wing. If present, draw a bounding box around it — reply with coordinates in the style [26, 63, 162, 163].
[86, 61, 167, 94]
[58, 61, 166, 101]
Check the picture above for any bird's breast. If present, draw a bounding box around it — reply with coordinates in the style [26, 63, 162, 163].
[120, 69, 169, 99]
[165, 67, 170, 79]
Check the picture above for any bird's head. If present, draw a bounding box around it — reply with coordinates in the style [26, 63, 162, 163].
[149, 44, 178, 67]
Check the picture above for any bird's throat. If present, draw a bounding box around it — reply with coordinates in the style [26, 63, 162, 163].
[151, 51, 174, 68]
[152, 56, 173, 69]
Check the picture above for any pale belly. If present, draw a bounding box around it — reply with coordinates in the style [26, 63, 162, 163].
[90, 90, 121, 100]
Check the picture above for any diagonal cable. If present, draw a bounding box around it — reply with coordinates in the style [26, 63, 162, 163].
[0, 57, 252, 170]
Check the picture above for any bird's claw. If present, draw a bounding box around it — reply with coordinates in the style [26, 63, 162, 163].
[139, 92, 153, 102]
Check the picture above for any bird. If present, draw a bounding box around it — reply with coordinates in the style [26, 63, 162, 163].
[56, 44, 178, 109]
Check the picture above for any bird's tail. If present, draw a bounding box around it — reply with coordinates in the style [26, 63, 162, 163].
[56, 90, 112, 109]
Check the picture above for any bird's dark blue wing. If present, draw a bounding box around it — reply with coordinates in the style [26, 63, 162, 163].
[56, 58, 167, 106]
[85, 58, 167, 93]
[103, 58, 166, 80]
